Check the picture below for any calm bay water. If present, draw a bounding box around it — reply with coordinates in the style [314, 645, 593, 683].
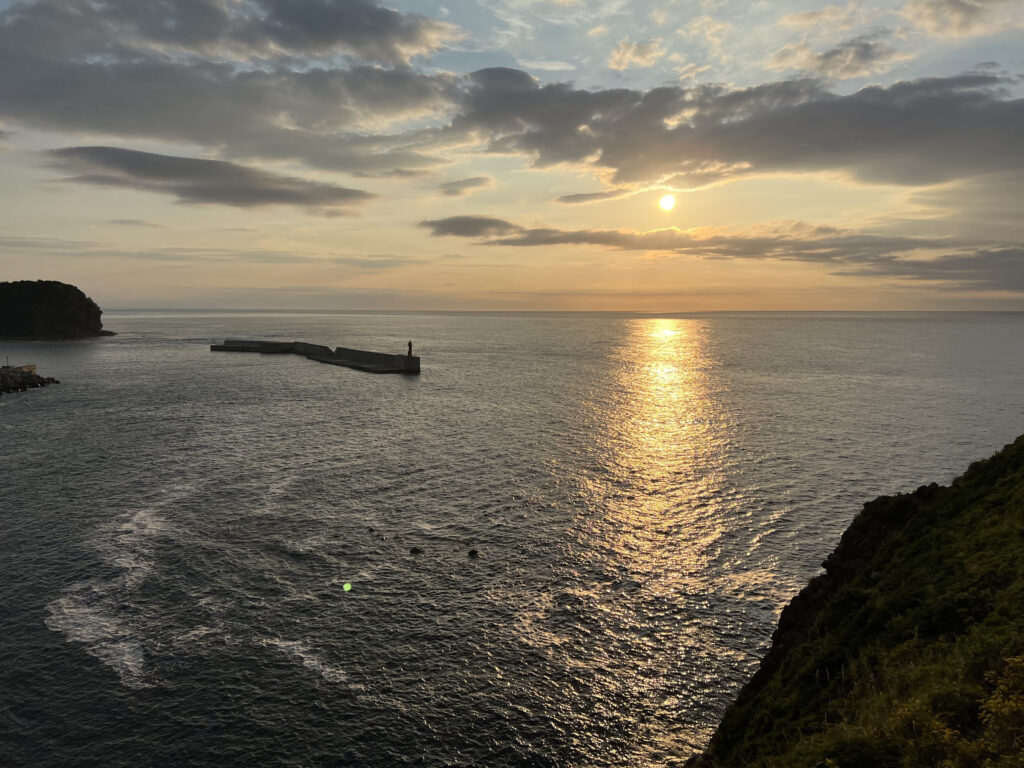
[3, 311, 1024, 767]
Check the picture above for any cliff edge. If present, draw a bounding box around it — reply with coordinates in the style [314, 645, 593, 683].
[690, 436, 1024, 767]
[0, 280, 112, 339]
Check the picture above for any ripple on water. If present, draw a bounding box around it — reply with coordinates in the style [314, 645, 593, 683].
[10, 311, 1024, 767]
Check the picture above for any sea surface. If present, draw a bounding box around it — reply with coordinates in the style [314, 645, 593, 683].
[2, 311, 1024, 767]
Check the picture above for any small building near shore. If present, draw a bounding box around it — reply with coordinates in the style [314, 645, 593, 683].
[1, 363, 37, 374]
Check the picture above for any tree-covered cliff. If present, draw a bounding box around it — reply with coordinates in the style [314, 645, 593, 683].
[692, 436, 1024, 768]
[0, 280, 112, 339]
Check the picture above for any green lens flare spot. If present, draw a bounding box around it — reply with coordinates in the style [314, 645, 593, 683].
[343, 583, 352, 592]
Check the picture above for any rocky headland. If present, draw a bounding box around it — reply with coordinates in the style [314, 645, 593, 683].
[0, 280, 113, 339]
[689, 436, 1024, 767]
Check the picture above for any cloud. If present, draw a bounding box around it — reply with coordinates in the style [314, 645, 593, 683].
[0, 1, 460, 175]
[421, 214, 1024, 290]
[446, 69, 1024, 187]
[421, 215, 949, 259]
[556, 189, 630, 204]
[50, 146, 375, 211]
[0, 235, 106, 252]
[4, 0, 458, 66]
[436, 176, 492, 196]
[420, 215, 522, 238]
[681, 16, 732, 57]
[146, 283, 480, 311]
[836, 248, 1024, 290]
[669, 56, 712, 82]
[0, 234, 323, 264]
[901, 0, 1015, 37]
[250, 0, 458, 65]
[769, 34, 912, 79]
[894, 170, 1024, 241]
[0, 0, 1021, 196]
[607, 38, 666, 71]
[332, 254, 422, 270]
[119, 247, 323, 263]
[108, 219, 164, 228]
[519, 60, 576, 72]
[446, 67, 634, 168]
[779, 3, 864, 30]
[17, 240, 418, 269]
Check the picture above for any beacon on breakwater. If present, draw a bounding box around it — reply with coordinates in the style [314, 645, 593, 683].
[210, 339, 420, 374]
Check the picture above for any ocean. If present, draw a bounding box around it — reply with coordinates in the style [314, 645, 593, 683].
[2, 311, 1023, 767]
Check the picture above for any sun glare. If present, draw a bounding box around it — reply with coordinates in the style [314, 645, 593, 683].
[658, 194, 675, 211]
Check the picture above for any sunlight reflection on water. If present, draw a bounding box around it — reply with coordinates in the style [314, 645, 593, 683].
[560, 318, 742, 762]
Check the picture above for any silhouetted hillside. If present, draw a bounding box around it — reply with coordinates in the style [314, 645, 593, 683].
[690, 437, 1024, 768]
[0, 280, 112, 339]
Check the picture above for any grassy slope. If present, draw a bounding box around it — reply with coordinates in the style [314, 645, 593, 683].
[701, 436, 1024, 768]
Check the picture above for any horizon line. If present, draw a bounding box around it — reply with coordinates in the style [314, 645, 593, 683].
[102, 307, 1024, 314]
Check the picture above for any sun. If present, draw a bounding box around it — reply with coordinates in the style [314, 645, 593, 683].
[658, 194, 675, 211]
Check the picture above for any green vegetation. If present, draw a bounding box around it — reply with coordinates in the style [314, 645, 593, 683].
[699, 436, 1024, 768]
[0, 280, 110, 338]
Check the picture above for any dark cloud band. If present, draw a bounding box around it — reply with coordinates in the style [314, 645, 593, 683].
[2, 0, 455, 66]
[421, 214, 1024, 291]
[449, 68, 1024, 187]
[50, 146, 375, 211]
[437, 177, 492, 196]
[557, 189, 630, 204]
[420, 215, 522, 238]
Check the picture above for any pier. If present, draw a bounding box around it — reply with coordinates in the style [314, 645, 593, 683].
[210, 339, 420, 374]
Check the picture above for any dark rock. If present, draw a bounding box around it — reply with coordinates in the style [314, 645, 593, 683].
[0, 280, 112, 339]
[468, 549, 479, 559]
[0, 368, 60, 394]
[683, 755, 714, 767]
[409, 546, 423, 555]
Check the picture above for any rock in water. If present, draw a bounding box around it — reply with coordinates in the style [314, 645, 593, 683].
[0, 368, 59, 394]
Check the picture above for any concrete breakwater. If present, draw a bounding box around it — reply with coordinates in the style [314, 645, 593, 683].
[210, 339, 420, 374]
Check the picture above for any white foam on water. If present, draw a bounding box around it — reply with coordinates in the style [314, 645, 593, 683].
[174, 626, 217, 644]
[94, 508, 177, 589]
[195, 594, 230, 613]
[45, 485, 196, 688]
[410, 520, 441, 534]
[280, 535, 322, 556]
[89, 639, 149, 688]
[261, 638, 349, 684]
[44, 584, 150, 689]
[253, 475, 301, 517]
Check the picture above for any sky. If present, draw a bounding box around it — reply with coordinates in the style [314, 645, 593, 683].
[0, 0, 1022, 310]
